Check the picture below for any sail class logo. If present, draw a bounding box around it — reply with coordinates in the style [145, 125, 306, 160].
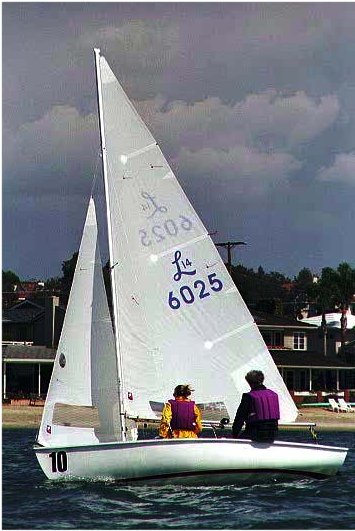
[140, 190, 168, 219]
[172, 250, 196, 281]
[168, 249, 223, 310]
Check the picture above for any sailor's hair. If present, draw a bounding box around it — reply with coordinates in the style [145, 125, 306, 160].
[245, 370, 264, 386]
[173, 384, 194, 397]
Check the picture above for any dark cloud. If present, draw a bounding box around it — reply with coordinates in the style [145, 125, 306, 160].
[3, 2, 355, 279]
[4, 106, 99, 197]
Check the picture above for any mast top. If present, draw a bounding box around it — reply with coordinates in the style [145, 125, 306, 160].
[93, 48, 101, 60]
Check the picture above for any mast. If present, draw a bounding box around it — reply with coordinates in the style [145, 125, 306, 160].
[93, 48, 126, 441]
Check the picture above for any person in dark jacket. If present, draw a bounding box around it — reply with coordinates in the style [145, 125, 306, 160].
[232, 370, 280, 442]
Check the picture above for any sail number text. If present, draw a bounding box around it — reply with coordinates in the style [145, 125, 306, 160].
[139, 215, 192, 247]
[168, 273, 223, 310]
[49, 451, 68, 473]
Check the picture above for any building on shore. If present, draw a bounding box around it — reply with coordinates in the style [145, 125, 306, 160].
[2, 297, 355, 405]
[2, 297, 63, 401]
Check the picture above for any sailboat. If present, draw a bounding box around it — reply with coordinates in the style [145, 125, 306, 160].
[34, 49, 348, 482]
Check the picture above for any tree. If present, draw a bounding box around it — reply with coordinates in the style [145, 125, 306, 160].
[60, 252, 79, 304]
[309, 267, 340, 311]
[314, 263, 355, 333]
[45, 277, 62, 295]
[257, 266, 265, 276]
[333, 263, 355, 346]
[2, 270, 21, 308]
[2, 270, 20, 291]
[309, 263, 355, 351]
[308, 267, 339, 356]
[335, 262, 355, 309]
[293, 268, 314, 318]
[268, 271, 289, 283]
[294, 268, 314, 292]
[62, 252, 79, 282]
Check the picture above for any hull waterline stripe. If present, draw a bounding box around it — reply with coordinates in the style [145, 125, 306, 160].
[110, 468, 331, 482]
[42, 468, 332, 483]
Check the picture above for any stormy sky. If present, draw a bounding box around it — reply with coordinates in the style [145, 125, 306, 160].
[3, 2, 355, 281]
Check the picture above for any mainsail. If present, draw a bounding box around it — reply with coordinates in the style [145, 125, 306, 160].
[38, 198, 122, 446]
[96, 51, 298, 424]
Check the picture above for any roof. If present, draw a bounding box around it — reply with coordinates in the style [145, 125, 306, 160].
[3, 307, 44, 324]
[2, 344, 56, 361]
[2, 299, 65, 324]
[9, 299, 45, 310]
[252, 311, 316, 328]
[270, 350, 355, 368]
[300, 312, 355, 329]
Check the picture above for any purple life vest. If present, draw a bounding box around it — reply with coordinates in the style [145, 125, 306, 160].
[248, 389, 280, 423]
[169, 399, 195, 430]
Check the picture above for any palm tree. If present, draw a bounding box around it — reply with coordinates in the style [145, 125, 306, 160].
[308, 267, 339, 356]
[309, 263, 355, 353]
[334, 263, 355, 346]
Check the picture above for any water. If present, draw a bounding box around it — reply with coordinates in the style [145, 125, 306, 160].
[2, 429, 355, 529]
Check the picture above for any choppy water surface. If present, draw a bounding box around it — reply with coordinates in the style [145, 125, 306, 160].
[2, 429, 354, 529]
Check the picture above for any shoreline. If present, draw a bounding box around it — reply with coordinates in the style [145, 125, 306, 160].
[2, 404, 355, 431]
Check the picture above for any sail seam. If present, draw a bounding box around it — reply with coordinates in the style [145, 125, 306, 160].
[150, 233, 209, 260]
[205, 321, 256, 349]
[121, 142, 157, 164]
[162, 171, 173, 180]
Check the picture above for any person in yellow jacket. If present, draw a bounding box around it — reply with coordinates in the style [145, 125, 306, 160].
[159, 384, 203, 439]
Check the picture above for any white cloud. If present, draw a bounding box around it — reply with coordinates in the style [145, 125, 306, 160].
[176, 145, 302, 195]
[317, 152, 355, 185]
[136, 91, 337, 192]
[137, 90, 340, 155]
[234, 91, 340, 148]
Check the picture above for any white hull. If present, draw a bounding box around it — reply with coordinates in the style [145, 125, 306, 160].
[34, 438, 348, 483]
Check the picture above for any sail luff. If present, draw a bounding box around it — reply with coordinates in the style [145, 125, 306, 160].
[93, 48, 126, 441]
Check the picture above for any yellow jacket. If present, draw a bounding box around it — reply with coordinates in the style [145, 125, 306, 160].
[159, 397, 203, 439]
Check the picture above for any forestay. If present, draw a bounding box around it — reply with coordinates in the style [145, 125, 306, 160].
[97, 54, 298, 424]
[38, 199, 122, 446]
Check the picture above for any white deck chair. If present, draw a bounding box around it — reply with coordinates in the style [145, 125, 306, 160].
[338, 398, 355, 412]
[328, 398, 341, 412]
